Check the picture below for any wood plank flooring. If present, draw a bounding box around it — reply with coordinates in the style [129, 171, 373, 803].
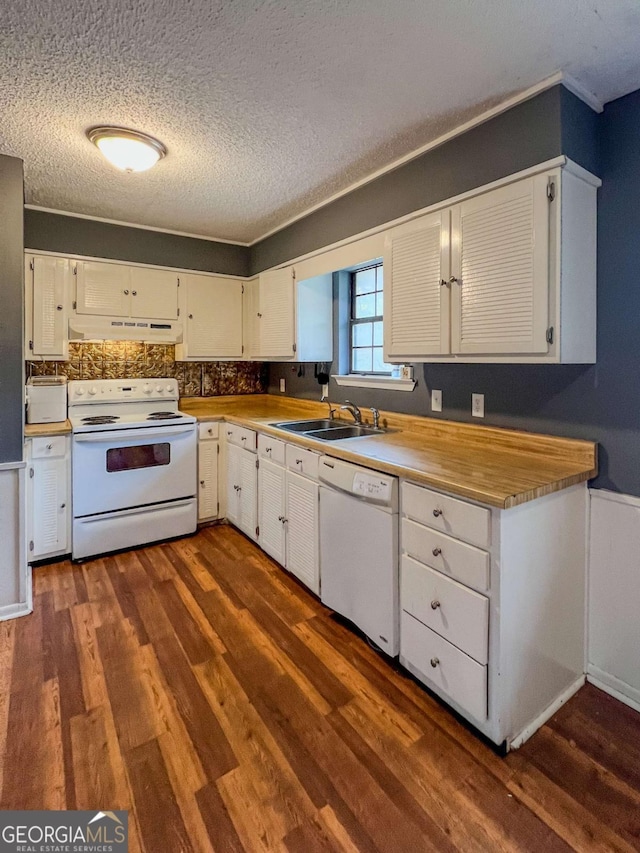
[1, 525, 639, 852]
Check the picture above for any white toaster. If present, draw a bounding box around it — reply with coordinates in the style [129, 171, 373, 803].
[26, 376, 68, 424]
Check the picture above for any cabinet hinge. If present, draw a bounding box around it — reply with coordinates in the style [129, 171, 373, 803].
[29, 467, 34, 479]
[29, 540, 34, 552]
[546, 326, 554, 344]
[29, 260, 34, 271]
[242, 284, 245, 294]
[177, 277, 180, 286]
[547, 179, 556, 202]
[292, 343, 297, 353]
[28, 340, 33, 351]
[256, 458, 259, 469]
[217, 502, 219, 516]
[177, 307, 180, 317]
[256, 525, 260, 538]
[72, 300, 77, 310]
[73, 266, 77, 275]
[217, 444, 220, 455]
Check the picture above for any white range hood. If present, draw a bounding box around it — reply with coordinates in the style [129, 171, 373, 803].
[69, 315, 183, 343]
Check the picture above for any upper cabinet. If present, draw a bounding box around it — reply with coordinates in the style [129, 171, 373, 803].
[26, 255, 71, 360]
[76, 260, 178, 320]
[384, 163, 598, 364]
[252, 267, 332, 362]
[175, 274, 244, 361]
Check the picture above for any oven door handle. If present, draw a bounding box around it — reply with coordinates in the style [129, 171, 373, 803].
[73, 425, 195, 443]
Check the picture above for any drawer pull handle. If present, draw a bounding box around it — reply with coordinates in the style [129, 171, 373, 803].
[295, 459, 302, 465]
[432, 547, 442, 557]
[430, 657, 440, 668]
[46, 443, 53, 450]
[266, 447, 272, 453]
[207, 428, 213, 435]
[227, 431, 233, 436]
[432, 508, 443, 517]
[430, 599, 440, 610]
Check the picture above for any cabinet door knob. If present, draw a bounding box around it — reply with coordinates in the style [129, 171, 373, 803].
[266, 447, 271, 454]
[440, 279, 449, 287]
[132, 290, 137, 296]
[449, 276, 459, 285]
[432, 547, 442, 556]
[124, 289, 129, 295]
[257, 312, 263, 318]
[56, 304, 63, 311]
[200, 480, 205, 486]
[430, 599, 440, 610]
[430, 657, 440, 668]
[189, 313, 194, 319]
[432, 508, 443, 518]
[60, 503, 66, 509]
[278, 515, 284, 522]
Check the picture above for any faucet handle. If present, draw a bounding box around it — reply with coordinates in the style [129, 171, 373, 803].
[370, 407, 380, 429]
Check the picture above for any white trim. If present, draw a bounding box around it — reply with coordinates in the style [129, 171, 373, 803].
[0, 461, 26, 472]
[509, 675, 585, 750]
[25, 249, 246, 282]
[587, 669, 640, 714]
[0, 601, 32, 623]
[561, 73, 604, 114]
[332, 374, 417, 392]
[24, 205, 250, 247]
[588, 487, 640, 509]
[562, 158, 602, 187]
[251, 73, 596, 245]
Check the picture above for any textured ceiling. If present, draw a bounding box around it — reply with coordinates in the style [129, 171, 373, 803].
[1, 0, 640, 243]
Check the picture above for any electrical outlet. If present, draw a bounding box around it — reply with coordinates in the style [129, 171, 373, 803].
[279, 378, 286, 393]
[431, 389, 442, 412]
[321, 383, 329, 399]
[472, 393, 484, 418]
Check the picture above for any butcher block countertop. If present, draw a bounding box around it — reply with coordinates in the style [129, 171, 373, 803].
[180, 395, 597, 509]
[24, 420, 72, 437]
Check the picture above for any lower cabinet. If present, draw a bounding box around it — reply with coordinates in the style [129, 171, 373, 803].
[226, 442, 258, 541]
[257, 435, 320, 595]
[198, 422, 219, 522]
[25, 435, 71, 561]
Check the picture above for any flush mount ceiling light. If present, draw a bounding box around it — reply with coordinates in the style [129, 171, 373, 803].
[87, 126, 167, 172]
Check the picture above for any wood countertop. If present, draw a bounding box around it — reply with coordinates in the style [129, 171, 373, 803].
[180, 395, 597, 509]
[25, 420, 72, 437]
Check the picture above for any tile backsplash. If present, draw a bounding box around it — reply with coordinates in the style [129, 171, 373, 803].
[27, 342, 267, 397]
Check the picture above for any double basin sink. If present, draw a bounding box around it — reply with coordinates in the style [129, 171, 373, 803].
[270, 418, 387, 442]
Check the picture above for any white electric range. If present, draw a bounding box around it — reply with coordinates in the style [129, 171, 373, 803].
[68, 378, 197, 560]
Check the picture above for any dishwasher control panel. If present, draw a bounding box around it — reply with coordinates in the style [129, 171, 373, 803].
[353, 472, 393, 502]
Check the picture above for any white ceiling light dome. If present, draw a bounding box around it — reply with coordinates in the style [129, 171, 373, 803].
[87, 126, 167, 173]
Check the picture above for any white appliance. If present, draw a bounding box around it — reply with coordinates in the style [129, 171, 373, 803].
[319, 456, 399, 656]
[68, 315, 183, 343]
[68, 378, 197, 560]
[26, 376, 68, 424]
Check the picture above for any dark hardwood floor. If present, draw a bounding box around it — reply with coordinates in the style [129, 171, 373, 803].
[1, 525, 639, 852]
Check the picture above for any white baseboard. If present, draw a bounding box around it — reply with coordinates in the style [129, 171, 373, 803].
[587, 667, 640, 715]
[0, 601, 32, 622]
[509, 675, 586, 750]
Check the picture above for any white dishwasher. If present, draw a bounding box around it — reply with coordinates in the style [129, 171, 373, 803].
[319, 456, 399, 656]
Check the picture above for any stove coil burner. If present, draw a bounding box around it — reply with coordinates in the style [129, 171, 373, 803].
[147, 412, 181, 420]
[81, 415, 120, 424]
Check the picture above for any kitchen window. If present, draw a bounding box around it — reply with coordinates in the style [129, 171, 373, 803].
[350, 263, 393, 375]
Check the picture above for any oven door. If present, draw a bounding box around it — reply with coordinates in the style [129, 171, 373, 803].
[73, 424, 197, 517]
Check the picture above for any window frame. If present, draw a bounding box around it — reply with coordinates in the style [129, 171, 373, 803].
[349, 262, 390, 376]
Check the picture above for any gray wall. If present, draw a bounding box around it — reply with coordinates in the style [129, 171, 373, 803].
[0, 155, 24, 464]
[24, 209, 250, 277]
[269, 86, 640, 496]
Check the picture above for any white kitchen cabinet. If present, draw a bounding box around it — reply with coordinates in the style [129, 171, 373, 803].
[25, 435, 71, 561]
[252, 267, 332, 362]
[399, 479, 588, 749]
[25, 255, 71, 360]
[242, 278, 260, 360]
[129, 267, 179, 320]
[383, 161, 599, 364]
[226, 442, 258, 541]
[75, 260, 132, 317]
[176, 273, 244, 360]
[285, 470, 319, 595]
[258, 458, 286, 564]
[198, 422, 219, 522]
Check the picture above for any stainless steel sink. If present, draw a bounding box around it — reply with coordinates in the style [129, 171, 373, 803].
[270, 418, 338, 432]
[305, 425, 386, 440]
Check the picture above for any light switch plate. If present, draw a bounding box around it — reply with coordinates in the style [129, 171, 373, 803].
[472, 393, 484, 418]
[279, 378, 286, 393]
[431, 389, 442, 412]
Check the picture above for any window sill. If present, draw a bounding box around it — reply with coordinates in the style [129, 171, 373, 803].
[332, 374, 417, 392]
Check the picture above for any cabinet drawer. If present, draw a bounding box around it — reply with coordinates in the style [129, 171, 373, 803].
[286, 444, 319, 480]
[224, 424, 256, 451]
[30, 436, 67, 459]
[401, 555, 488, 663]
[258, 434, 286, 465]
[401, 611, 487, 721]
[198, 422, 219, 440]
[402, 482, 491, 548]
[402, 518, 489, 591]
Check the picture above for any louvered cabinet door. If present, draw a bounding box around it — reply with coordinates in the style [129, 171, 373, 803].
[257, 267, 295, 359]
[226, 444, 242, 526]
[258, 459, 286, 565]
[239, 449, 258, 541]
[451, 175, 550, 355]
[32, 256, 69, 358]
[129, 267, 178, 320]
[29, 457, 68, 560]
[384, 211, 451, 358]
[185, 274, 243, 359]
[285, 471, 319, 595]
[198, 439, 218, 521]
[76, 261, 131, 316]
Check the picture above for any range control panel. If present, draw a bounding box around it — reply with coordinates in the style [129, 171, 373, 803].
[352, 472, 393, 502]
[68, 378, 179, 403]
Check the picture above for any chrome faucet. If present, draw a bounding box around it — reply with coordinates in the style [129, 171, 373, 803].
[370, 407, 380, 429]
[340, 400, 362, 424]
[326, 400, 337, 420]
